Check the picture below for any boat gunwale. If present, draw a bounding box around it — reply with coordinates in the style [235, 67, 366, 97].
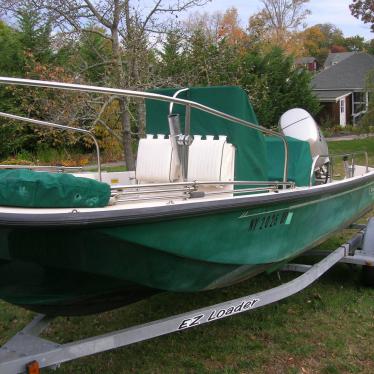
[0, 171, 373, 228]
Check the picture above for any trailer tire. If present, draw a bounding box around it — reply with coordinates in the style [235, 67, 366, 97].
[362, 266, 374, 287]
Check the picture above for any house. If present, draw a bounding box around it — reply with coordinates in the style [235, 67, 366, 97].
[323, 52, 355, 70]
[295, 56, 318, 72]
[312, 52, 374, 126]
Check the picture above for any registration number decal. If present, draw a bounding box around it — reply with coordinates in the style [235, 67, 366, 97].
[240, 211, 294, 231]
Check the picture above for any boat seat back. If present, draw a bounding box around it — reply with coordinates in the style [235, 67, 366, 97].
[187, 136, 235, 182]
[136, 134, 180, 183]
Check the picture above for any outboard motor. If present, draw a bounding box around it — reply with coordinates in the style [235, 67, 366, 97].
[279, 108, 330, 184]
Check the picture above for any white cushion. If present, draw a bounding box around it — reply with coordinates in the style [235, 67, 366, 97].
[187, 136, 235, 182]
[136, 135, 180, 183]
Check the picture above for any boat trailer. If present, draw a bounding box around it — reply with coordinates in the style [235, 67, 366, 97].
[1, 218, 373, 374]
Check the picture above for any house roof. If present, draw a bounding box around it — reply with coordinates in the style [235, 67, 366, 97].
[313, 90, 352, 102]
[312, 52, 374, 91]
[296, 56, 316, 64]
[323, 52, 356, 69]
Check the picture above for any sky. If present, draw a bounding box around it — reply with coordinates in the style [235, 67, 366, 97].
[184, 0, 373, 40]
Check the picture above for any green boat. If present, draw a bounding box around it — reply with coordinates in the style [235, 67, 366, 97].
[0, 78, 373, 316]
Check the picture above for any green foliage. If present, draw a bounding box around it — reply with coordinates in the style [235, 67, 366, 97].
[0, 20, 24, 112]
[343, 35, 366, 52]
[74, 27, 112, 83]
[159, 30, 186, 82]
[240, 48, 320, 127]
[359, 69, 374, 129]
[300, 24, 368, 65]
[16, 8, 53, 64]
[350, 0, 374, 32]
[0, 21, 23, 76]
[0, 20, 31, 157]
[159, 29, 318, 128]
[0, 13, 320, 159]
[366, 39, 374, 54]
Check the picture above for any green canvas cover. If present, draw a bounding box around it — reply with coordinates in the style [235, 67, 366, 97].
[146, 86, 268, 182]
[265, 136, 313, 186]
[0, 169, 110, 208]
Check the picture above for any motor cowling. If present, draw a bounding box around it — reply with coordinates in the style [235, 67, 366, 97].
[279, 108, 329, 169]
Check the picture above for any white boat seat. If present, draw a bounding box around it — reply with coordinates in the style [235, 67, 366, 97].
[136, 134, 180, 183]
[187, 136, 235, 182]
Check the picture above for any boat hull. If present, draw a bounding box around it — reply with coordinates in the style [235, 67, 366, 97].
[0, 174, 373, 315]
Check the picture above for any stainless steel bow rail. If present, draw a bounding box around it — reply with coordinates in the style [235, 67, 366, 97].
[1, 218, 373, 374]
[0, 77, 289, 183]
[0, 111, 102, 181]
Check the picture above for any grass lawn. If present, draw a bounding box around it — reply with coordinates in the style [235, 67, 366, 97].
[0, 138, 373, 373]
[328, 138, 374, 177]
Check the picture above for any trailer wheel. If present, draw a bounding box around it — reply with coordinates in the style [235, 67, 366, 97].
[362, 266, 374, 287]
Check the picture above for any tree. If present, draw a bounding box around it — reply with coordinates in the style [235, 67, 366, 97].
[300, 23, 347, 64]
[0, 0, 210, 169]
[248, 0, 311, 46]
[301, 26, 329, 62]
[366, 39, 374, 54]
[185, 25, 217, 85]
[240, 48, 319, 127]
[16, 7, 53, 64]
[343, 35, 365, 51]
[359, 68, 374, 129]
[74, 26, 113, 83]
[0, 20, 30, 157]
[350, 0, 374, 32]
[330, 44, 347, 53]
[315, 23, 344, 45]
[217, 7, 246, 45]
[158, 30, 187, 84]
[0, 20, 23, 77]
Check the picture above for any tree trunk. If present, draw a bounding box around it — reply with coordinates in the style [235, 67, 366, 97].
[120, 97, 135, 170]
[111, 7, 135, 169]
[137, 99, 146, 138]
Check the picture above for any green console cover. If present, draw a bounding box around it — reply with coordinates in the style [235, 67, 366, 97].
[0, 169, 110, 208]
[146, 86, 268, 182]
[146, 86, 313, 186]
[265, 136, 313, 186]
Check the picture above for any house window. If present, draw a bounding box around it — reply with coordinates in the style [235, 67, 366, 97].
[353, 91, 366, 114]
[340, 99, 345, 113]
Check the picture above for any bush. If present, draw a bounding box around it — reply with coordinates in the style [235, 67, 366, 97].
[240, 48, 320, 127]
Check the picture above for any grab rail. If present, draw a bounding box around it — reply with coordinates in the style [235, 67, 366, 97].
[110, 180, 295, 191]
[0, 112, 102, 180]
[0, 77, 289, 182]
[112, 180, 295, 203]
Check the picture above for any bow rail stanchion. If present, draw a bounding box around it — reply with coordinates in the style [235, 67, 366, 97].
[0, 219, 373, 374]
